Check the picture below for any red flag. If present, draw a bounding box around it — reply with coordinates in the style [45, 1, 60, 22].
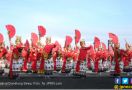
[0, 33, 4, 43]
[89, 45, 95, 60]
[65, 36, 72, 47]
[6, 24, 16, 39]
[94, 36, 100, 49]
[109, 46, 114, 56]
[87, 45, 95, 54]
[101, 42, 106, 50]
[52, 41, 61, 53]
[24, 40, 30, 50]
[31, 32, 38, 46]
[55, 41, 61, 48]
[38, 25, 46, 37]
[75, 29, 81, 44]
[55, 41, 59, 46]
[22, 49, 27, 57]
[109, 33, 119, 44]
[44, 44, 55, 54]
[52, 47, 58, 53]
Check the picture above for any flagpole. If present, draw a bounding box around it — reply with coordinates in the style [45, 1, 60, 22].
[75, 36, 77, 49]
[7, 31, 13, 79]
[39, 33, 41, 42]
[108, 40, 110, 51]
[7, 31, 11, 50]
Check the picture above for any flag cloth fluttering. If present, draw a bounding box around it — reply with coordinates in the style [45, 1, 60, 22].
[65, 36, 72, 47]
[6, 24, 16, 39]
[94, 36, 100, 49]
[109, 33, 119, 44]
[75, 29, 81, 44]
[31, 32, 38, 47]
[0, 33, 4, 43]
[38, 25, 46, 37]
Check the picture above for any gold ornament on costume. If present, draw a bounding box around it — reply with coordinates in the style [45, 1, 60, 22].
[57, 51, 62, 59]
[42, 51, 48, 60]
[15, 36, 22, 45]
[13, 54, 19, 60]
[37, 41, 42, 47]
[46, 36, 51, 44]
[67, 57, 72, 61]
[80, 39, 85, 43]
[80, 39, 85, 46]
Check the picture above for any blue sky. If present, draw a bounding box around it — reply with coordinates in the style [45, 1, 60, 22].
[0, 0, 132, 48]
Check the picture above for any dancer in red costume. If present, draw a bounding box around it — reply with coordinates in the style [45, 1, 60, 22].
[10, 43, 22, 78]
[73, 29, 81, 73]
[6, 24, 16, 79]
[15, 36, 24, 71]
[52, 41, 62, 71]
[76, 39, 92, 74]
[29, 33, 38, 73]
[101, 48, 109, 71]
[9, 36, 23, 73]
[94, 47, 103, 73]
[62, 36, 73, 73]
[93, 36, 101, 73]
[74, 29, 81, 62]
[112, 43, 122, 75]
[62, 45, 73, 73]
[0, 34, 7, 73]
[87, 45, 95, 70]
[122, 42, 132, 72]
[73, 45, 79, 73]
[39, 46, 45, 74]
[109, 33, 121, 76]
[22, 40, 30, 72]
[35, 43, 43, 73]
[43, 36, 55, 74]
[38, 25, 46, 74]
[55, 47, 63, 71]
[36, 42, 42, 74]
[29, 46, 37, 73]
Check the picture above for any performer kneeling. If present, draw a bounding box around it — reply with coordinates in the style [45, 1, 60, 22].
[44, 37, 55, 75]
